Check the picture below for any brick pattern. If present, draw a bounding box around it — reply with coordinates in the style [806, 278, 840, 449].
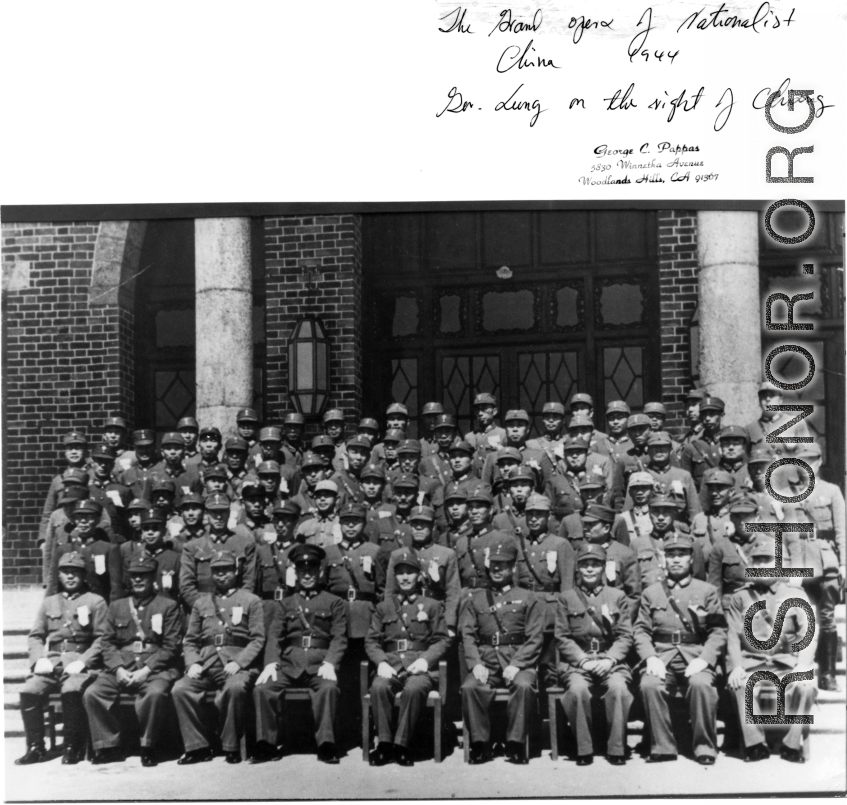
[263, 215, 363, 436]
[657, 210, 699, 436]
[1, 222, 134, 584]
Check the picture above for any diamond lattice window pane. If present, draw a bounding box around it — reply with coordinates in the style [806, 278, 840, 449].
[604, 348, 643, 409]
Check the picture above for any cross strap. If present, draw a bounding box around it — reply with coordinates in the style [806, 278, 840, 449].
[574, 587, 609, 639]
[518, 534, 547, 588]
[660, 580, 694, 632]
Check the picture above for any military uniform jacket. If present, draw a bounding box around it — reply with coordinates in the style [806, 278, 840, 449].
[643, 466, 702, 520]
[280, 442, 304, 471]
[594, 539, 641, 617]
[630, 533, 707, 589]
[179, 531, 257, 610]
[419, 435, 439, 459]
[118, 542, 182, 603]
[325, 539, 383, 637]
[235, 516, 274, 546]
[183, 588, 265, 671]
[28, 590, 107, 669]
[151, 461, 204, 502]
[481, 446, 553, 495]
[465, 424, 507, 455]
[790, 479, 846, 566]
[698, 459, 748, 510]
[118, 461, 159, 501]
[613, 507, 652, 546]
[611, 450, 651, 511]
[744, 414, 811, 458]
[87, 476, 132, 541]
[363, 500, 396, 530]
[438, 519, 472, 550]
[526, 434, 566, 469]
[634, 577, 726, 666]
[386, 469, 442, 509]
[460, 584, 544, 673]
[384, 542, 460, 629]
[50, 535, 123, 603]
[255, 537, 300, 599]
[691, 510, 731, 556]
[455, 527, 502, 591]
[707, 535, 759, 605]
[330, 469, 364, 508]
[515, 532, 576, 629]
[102, 593, 183, 679]
[493, 505, 529, 539]
[419, 452, 452, 488]
[264, 589, 347, 674]
[679, 433, 722, 491]
[365, 594, 451, 672]
[726, 583, 817, 672]
[601, 434, 635, 464]
[365, 511, 414, 553]
[555, 583, 633, 666]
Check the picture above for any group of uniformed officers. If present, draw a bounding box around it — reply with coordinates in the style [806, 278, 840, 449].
[17, 383, 844, 769]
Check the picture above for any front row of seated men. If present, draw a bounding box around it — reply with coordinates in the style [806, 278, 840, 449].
[17, 522, 817, 768]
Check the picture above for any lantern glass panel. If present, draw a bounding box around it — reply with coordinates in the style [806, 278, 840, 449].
[297, 341, 314, 389]
[316, 340, 328, 391]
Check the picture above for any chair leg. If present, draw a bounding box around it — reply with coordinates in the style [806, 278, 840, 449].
[463, 718, 470, 764]
[361, 696, 371, 762]
[433, 699, 442, 763]
[548, 695, 558, 761]
[46, 704, 57, 752]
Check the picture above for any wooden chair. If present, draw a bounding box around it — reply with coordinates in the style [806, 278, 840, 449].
[461, 686, 531, 763]
[360, 661, 447, 762]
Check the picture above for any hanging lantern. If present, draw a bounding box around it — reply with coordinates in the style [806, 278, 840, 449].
[288, 316, 329, 417]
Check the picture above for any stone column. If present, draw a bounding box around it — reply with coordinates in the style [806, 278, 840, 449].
[697, 211, 761, 425]
[195, 219, 253, 436]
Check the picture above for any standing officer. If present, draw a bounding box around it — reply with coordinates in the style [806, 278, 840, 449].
[87, 444, 132, 541]
[725, 537, 817, 763]
[481, 410, 554, 495]
[173, 550, 265, 764]
[252, 544, 348, 764]
[635, 533, 726, 765]
[255, 500, 302, 617]
[153, 432, 203, 502]
[567, 393, 609, 448]
[492, 465, 536, 538]
[281, 412, 307, 469]
[83, 556, 183, 766]
[679, 396, 724, 492]
[235, 407, 261, 457]
[365, 550, 452, 767]
[420, 402, 445, 458]
[602, 401, 633, 463]
[464, 392, 506, 455]
[555, 542, 634, 766]
[690, 467, 736, 561]
[513, 493, 575, 686]
[744, 381, 812, 458]
[420, 415, 459, 487]
[178, 416, 201, 467]
[643, 432, 701, 523]
[39, 431, 91, 551]
[790, 443, 845, 691]
[439, 482, 472, 549]
[332, 434, 371, 507]
[195, 426, 223, 477]
[612, 471, 655, 545]
[321, 408, 348, 473]
[119, 429, 159, 499]
[102, 415, 135, 474]
[296, 479, 342, 549]
[460, 535, 544, 765]
[455, 487, 502, 594]
[526, 401, 567, 463]
[118, 507, 182, 604]
[16, 551, 107, 766]
[679, 388, 706, 449]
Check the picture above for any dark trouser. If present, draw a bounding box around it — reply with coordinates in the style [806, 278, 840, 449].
[461, 669, 537, 745]
[735, 674, 816, 752]
[640, 655, 718, 758]
[560, 666, 632, 757]
[805, 577, 840, 634]
[83, 672, 174, 750]
[20, 671, 93, 747]
[370, 673, 435, 747]
[172, 665, 256, 753]
[339, 637, 366, 744]
[539, 632, 558, 688]
[254, 671, 339, 748]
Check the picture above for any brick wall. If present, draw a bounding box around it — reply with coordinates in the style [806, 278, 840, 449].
[2, 221, 134, 584]
[263, 215, 363, 436]
[657, 210, 699, 435]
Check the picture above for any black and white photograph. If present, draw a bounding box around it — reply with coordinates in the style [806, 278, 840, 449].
[1, 0, 845, 802]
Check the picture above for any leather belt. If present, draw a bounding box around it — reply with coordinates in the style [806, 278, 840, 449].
[202, 634, 251, 649]
[49, 639, 91, 653]
[654, 630, 701, 645]
[487, 632, 525, 647]
[262, 588, 293, 601]
[287, 636, 330, 650]
[465, 577, 490, 589]
[577, 637, 611, 654]
[385, 639, 428, 653]
[345, 589, 377, 603]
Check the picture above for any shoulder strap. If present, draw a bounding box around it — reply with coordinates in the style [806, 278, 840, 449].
[573, 587, 609, 637]
[660, 580, 694, 632]
[483, 588, 507, 634]
[517, 534, 545, 587]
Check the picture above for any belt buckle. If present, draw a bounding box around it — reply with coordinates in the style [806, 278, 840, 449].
[589, 638, 600, 653]
[347, 587, 357, 602]
[59, 640, 69, 653]
[214, 634, 224, 648]
[396, 639, 409, 652]
[301, 635, 312, 649]
[491, 632, 500, 647]
[671, 631, 681, 646]
[132, 640, 144, 654]
[274, 588, 284, 601]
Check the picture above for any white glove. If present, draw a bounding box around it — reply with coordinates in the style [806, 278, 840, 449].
[377, 661, 397, 679]
[33, 658, 54, 675]
[63, 660, 86, 676]
[256, 663, 277, 685]
[645, 656, 666, 678]
[407, 658, 429, 675]
[317, 662, 337, 682]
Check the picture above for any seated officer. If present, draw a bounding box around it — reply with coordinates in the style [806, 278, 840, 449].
[460, 535, 544, 765]
[555, 543, 634, 766]
[83, 556, 183, 766]
[726, 537, 817, 763]
[180, 493, 257, 611]
[16, 551, 107, 766]
[252, 544, 348, 765]
[513, 493, 575, 686]
[118, 507, 181, 604]
[173, 550, 265, 765]
[255, 500, 302, 617]
[365, 550, 452, 767]
[634, 533, 726, 765]
[384, 505, 460, 634]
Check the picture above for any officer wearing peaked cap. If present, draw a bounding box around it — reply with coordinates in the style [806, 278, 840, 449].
[384, 505, 460, 632]
[600, 400, 634, 463]
[173, 492, 207, 549]
[331, 434, 371, 507]
[558, 434, 615, 509]
[358, 462, 395, 526]
[481, 410, 554, 498]
[642, 431, 701, 523]
[151, 432, 203, 504]
[173, 550, 265, 765]
[526, 401, 567, 464]
[391, 439, 444, 511]
[365, 548, 452, 767]
[492, 464, 537, 539]
[460, 535, 544, 765]
[101, 415, 134, 472]
[296, 479, 343, 550]
[235, 406, 261, 451]
[280, 411, 307, 469]
[118, 429, 160, 500]
[555, 541, 634, 766]
[680, 396, 725, 492]
[439, 482, 473, 550]
[635, 531, 726, 764]
[84, 554, 183, 766]
[609, 413, 656, 509]
[365, 473, 419, 558]
[253, 543, 348, 764]
[118, 507, 182, 605]
[454, 487, 503, 595]
[321, 408, 348, 472]
[744, 381, 812, 460]
[420, 401, 445, 458]
[611, 471, 655, 547]
[690, 467, 736, 561]
[179, 493, 256, 611]
[679, 388, 707, 450]
[177, 416, 201, 467]
[464, 392, 507, 455]
[725, 537, 817, 764]
[86, 444, 133, 542]
[255, 500, 303, 616]
[419, 416, 458, 487]
[737, 446, 784, 521]
[16, 552, 108, 766]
